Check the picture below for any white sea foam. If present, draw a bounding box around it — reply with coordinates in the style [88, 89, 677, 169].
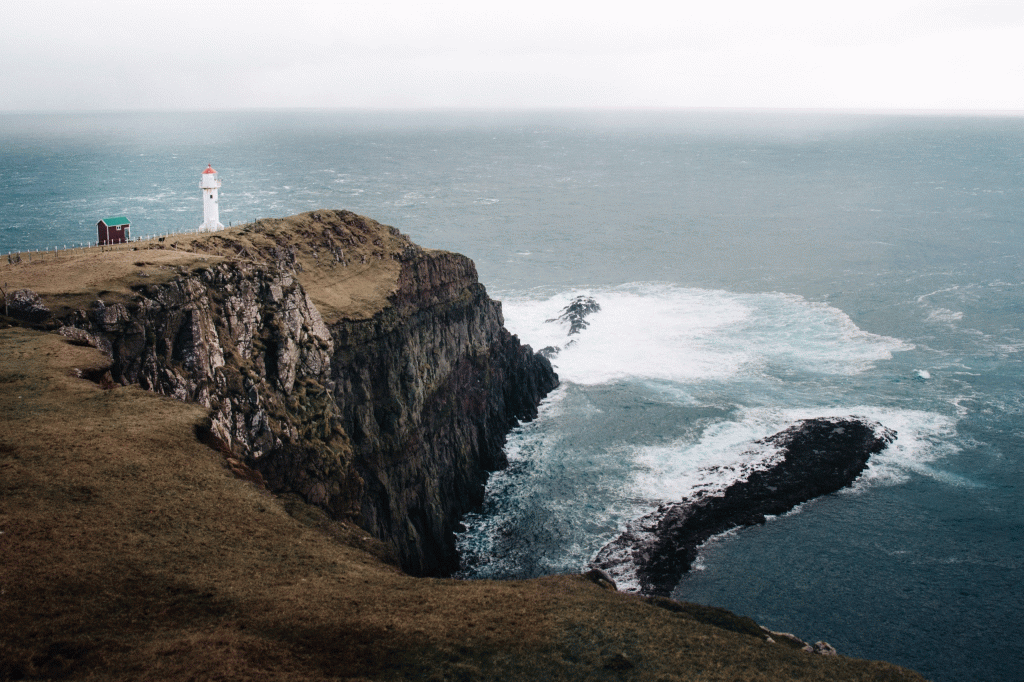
[502, 284, 910, 386]
[502, 285, 951, 505]
[630, 421, 782, 505]
[926, 308, 964, 323]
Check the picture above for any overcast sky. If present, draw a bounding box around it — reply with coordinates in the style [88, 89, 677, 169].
[3, 0, 1023, 112]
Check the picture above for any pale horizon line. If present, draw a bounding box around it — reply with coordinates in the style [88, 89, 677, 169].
[3, 105, 1024, 118]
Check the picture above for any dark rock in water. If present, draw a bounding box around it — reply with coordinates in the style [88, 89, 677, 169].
[539, 296, 600, 358]
[546, 295, 600, 336]
[591, 417, 896, 596]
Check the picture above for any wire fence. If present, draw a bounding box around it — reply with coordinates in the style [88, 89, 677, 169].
[2, 222, 251, 269]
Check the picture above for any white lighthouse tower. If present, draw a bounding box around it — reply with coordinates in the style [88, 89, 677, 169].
[199, 164, 224, 232]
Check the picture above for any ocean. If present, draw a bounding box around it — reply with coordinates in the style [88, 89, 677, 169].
[2, 110, 1021, 681]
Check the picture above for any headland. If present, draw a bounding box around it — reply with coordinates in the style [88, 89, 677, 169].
[0, 211, 924, 680]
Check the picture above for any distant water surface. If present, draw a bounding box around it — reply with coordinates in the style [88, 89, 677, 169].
[1, 110, 1021, 682]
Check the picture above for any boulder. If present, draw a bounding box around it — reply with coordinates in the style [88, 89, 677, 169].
[7, 289, 50, 322]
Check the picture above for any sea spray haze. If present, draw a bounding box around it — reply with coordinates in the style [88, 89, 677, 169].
[2, 110, 1022, 682]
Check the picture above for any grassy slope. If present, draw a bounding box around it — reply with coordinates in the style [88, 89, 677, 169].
[0, 224, 926, 681]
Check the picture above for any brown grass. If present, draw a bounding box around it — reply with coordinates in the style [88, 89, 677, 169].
[1, 247, 221, 318]
[2, 211, 412, 324]
[149, 212, 412, 323]
[229, 212, 408, 323]
[0, 327, 926, 681]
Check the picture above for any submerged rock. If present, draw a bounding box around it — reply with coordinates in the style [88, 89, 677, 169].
[591, 417, 896, 596]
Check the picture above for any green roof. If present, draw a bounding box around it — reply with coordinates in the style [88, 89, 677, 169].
[100, 216, 130, 226]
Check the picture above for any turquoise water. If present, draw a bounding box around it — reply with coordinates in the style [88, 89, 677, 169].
[2, 110, 1022, 681]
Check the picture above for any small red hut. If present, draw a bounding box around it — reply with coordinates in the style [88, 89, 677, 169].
[97, 216, 130, 245]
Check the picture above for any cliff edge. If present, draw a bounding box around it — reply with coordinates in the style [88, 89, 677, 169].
[0, 213, 927, 680]
[5, 210, 557, 576]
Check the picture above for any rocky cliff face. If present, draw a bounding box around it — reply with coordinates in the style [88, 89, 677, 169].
[48, 210, 558, 576]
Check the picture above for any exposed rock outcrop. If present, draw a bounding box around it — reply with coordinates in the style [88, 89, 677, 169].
[6, 289, 51, 323]
[46, 210, 558, 576]
[591, 417, 895, 596]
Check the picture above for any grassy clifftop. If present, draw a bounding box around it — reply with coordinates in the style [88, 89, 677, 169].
[1, 211, 415, 325]
[0, 217, 925, 680]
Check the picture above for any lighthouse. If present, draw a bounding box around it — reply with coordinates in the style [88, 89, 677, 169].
[199, 164, 224, 232]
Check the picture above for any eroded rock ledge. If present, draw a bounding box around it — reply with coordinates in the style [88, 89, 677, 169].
[592, 417, 896, 596]
[37, 210, 558, 576]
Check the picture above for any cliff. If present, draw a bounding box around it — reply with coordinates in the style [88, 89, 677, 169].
[13, 210, 557, 576]
[0, 216, 928, 680]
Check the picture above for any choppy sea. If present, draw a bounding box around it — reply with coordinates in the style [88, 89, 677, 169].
[2, 110, 1021, 681]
